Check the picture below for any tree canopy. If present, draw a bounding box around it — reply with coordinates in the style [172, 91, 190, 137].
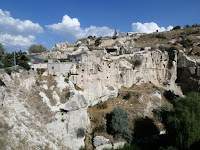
[167, 92, 200, 149]
[109, 107, 132, 142]
[0, 43, 5, 68]
[3, 50, 30, 70]
[172, 26, 181, 30]
[28, 44, 47, 54]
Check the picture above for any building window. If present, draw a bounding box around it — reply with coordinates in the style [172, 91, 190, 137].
[52, 66, 54, 70]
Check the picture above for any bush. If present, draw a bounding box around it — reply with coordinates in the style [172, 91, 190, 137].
[96, 102, 107, 109]
[94, 37, 102, 46]
[156, 34, 166, 39]
[64, 78, 69, 83]
[66, 91, 71, 99]
[36, 68, 46, 75]
[180, 39, 193, 48]
[153, 105, 170, 124]
[123, 93, 131, 100]
[184, 25, 190, 28]
[94, 124, 105, 132]
[133, 60, 141, 67]
[109, 107, 132, 142]
[167, 92, 200, 149]
[172, 26, 181, 30]
[153, 85, 161, 92]
[5, 68, 12, 75]
[77, 128, 86, 138]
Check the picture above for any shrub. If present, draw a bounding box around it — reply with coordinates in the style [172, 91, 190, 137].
[123, 93, 131, 100]
[153, 105, 170, 123]
[64, 78, 69, 83]
[184, 25, 190, 28]
[192, 23, 200, 27]
[96, 102, 107, 109]
[109, 107, 132, 142]
[153, 85, 161, 92]
[180, 39, 193, 48]
[172, 26, 181, 30]
[18, 61, 30, 70]
[133, 60, 141, 67]
[37, 68, 46, 75]
[94, 124, 105, 132]
[94, 37, 102, 46]
[66, 91, 71, 99]
[93, 117, 99, 123]
[156, 34, 166, 39]
[77, 128, 86, 138]
[5, 68, 12, 75]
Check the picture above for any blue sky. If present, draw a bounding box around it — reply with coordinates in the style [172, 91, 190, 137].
[0, 0, 200, 52]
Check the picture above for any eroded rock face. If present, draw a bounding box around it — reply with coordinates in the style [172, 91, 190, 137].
[70, 49, 183, 106]
[0, 72, 90, 150]
[176, 50, 200, 94]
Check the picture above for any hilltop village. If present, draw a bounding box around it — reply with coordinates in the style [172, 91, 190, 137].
[1, 27, 200, 150]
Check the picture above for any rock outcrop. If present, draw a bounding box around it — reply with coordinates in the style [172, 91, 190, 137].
[93, 136, 110, 147]
[176, 50, 200, 94]
[0, 72, 89, 150]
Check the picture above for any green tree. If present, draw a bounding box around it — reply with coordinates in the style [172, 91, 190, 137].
[167, 92, 200, 149]
[172, 26, 181, 30]
[3, 51, 30, 70]
[28, 44, 47, 54]
[109, 107, 132, 142]
[3, 53, 14, 68]
[0, 43, 5, 68]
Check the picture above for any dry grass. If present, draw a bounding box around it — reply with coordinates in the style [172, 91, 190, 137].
[0, 118, 11, 150]
[59, 87, 69, 104]
[134, 27, 200, 56]
[87, 83, 171, 148]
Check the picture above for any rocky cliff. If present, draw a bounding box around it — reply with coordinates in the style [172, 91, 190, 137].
[1, 28, 200, 149]
[0, 71, 89, 150]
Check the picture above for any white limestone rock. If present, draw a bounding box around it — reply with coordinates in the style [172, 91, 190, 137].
[113, 141, 126, 149]
[93, 136, 110, 147]
[95, 144, 113, 150]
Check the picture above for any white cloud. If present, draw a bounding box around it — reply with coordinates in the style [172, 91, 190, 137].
[132, 22, 173, 33]
[0, 33, 35, 49]
[0, 9, 44, 51]
[0, 9, 43, 36]
[46, 15, 114, 39]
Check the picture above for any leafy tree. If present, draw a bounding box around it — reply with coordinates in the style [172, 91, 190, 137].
[28, 44, 47, 54]
[167, 92, 200, 149]
[172, 26, 181, 30]
[109, 107, 132, 142]
[3, 51, 30, 70]
[0, 43, 5, 68]
[3, 53, 14, 68]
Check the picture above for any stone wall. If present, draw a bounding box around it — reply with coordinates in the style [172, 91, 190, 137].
[48, 62, 74, 75]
